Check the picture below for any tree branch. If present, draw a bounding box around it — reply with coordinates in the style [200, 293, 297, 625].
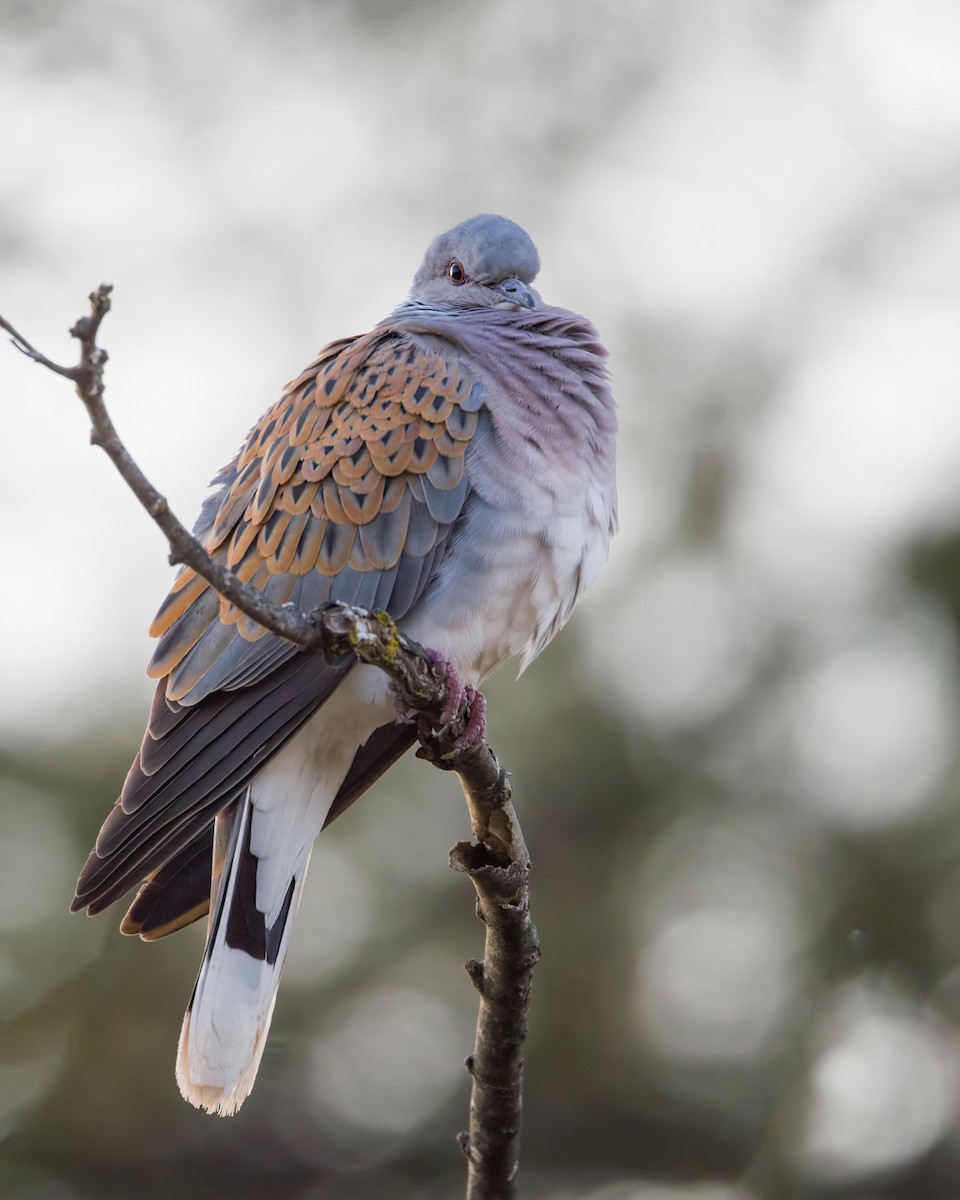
[1, 286, 540, 1199]
[423, 738, 540, 1198]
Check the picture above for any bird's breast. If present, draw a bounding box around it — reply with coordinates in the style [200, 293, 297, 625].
[388, 307, 617, 681]
[403, 455, 612, 684]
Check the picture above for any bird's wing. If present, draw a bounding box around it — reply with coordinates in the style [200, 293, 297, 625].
[73, 327, 482, 920]
[121, 717, 419, 940]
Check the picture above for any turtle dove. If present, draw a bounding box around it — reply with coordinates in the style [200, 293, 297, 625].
[72, 214, 618, 1115]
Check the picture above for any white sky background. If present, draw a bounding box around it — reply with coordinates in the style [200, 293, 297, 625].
[2, 0, 960, 752]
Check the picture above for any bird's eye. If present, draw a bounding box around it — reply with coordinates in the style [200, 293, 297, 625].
[447, 259, 467, 284]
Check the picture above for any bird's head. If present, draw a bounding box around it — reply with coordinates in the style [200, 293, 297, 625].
[410, 214, 541, 312]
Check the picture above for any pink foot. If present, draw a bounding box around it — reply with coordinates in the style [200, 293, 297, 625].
[425, 648, 468, 727]
[419, 650, 487, 754]
[455, 686, 487, 753]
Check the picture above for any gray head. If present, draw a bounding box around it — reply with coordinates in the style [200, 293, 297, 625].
[411, 214, 541, 311]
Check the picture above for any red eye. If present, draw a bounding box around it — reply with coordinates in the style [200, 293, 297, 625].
[448, 259, 467, 284]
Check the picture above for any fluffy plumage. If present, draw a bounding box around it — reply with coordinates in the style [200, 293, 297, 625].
[72, 213, 618, 1115]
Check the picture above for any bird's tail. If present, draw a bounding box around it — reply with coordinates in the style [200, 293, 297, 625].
[175, 790, 309, 1116]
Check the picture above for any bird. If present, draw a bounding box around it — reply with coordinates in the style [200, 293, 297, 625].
[71, 213, 618, 1116]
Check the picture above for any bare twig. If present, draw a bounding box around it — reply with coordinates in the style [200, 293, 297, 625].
[2, 288, 539, 1199]
[423, 737, 540, 1199]
[4, 286, 352, 654]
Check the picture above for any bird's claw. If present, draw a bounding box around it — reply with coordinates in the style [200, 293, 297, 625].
[417, 650, 487, 756]
[453, 686, 487, 753]
[425, 648, 468, 727]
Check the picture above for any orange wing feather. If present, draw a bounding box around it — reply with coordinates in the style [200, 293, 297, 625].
[147, 330, 479, 703]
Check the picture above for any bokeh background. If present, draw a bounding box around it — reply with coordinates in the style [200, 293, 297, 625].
[3, 1, 960, 1197]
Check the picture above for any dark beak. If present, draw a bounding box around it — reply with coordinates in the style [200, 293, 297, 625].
[492, 278, 537, 310]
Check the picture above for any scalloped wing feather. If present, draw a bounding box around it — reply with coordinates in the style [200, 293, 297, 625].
[147, 331, 479, 705]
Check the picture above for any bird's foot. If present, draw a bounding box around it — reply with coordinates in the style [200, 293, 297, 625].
[410, 650, 487, 758]
[393, 647, 460, 728]
[424, 648, 468, 727]
[455, 686, 487, 753]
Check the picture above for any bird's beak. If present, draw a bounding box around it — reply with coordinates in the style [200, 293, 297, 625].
[491, 278, 537, 310]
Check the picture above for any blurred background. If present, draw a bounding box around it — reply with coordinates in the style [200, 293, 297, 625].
[3, 1, 960, 1196]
